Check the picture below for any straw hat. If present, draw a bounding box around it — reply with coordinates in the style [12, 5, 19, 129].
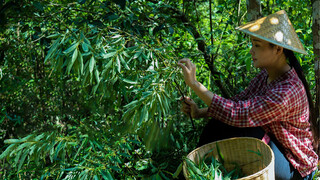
[236, 10, 307, 55]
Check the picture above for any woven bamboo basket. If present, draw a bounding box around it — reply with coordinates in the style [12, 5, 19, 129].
[183, 137, 275, 180]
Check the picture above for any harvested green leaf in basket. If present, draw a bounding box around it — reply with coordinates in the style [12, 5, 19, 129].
[185, 143, 244, 179]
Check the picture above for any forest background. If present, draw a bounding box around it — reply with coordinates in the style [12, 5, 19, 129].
[0, 0, 319, 179]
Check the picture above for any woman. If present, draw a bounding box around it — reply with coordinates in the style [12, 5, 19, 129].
[178, 10, 319, 179]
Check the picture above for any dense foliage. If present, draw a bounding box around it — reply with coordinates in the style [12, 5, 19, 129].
[0, 0, 318, 179]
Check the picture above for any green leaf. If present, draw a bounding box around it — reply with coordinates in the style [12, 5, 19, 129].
[103, 51, 117, 59]
[82, 43, 89, 52]
[172, 162, 183, 178]
[186, 159, 202, 176]
[63, 42, 79, 55]
[18, 149, 29, 171]
[54, 141, 65, 160]
[105, 60, 113, 70]
[121, 78, 138, 84]
[4, 139, 23, 144]
[47, 33, 61, 39]
[73, 138, 87, 162]
[29, 144, 37, 157]
[248, 149, 262, 156]
[100, 170, 113, 180]
[124, 100, 139, 109]
[0, 144, 16, 159]
[120, 54, 130, 70]
[20, 134, 35, 142]
[116, 55, 121, 73]
[67, 48, 78, 74]
[89, 56, 95, 74]
[216, 142, 224, 165]
[133, 51, 142, 59]
[16, 142, 31, 152]
[112, 35, 121, 39]
[94, 175, 99, 180]
[95, 69, 100, 83]
[122, 51, 130, 58]
[35, 133, 45, 141]
[14, 149, 23, 167]
[79, 51, 84, 75]
[44, 37, 61, 63]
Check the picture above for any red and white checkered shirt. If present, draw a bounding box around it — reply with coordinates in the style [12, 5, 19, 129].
[207, 68, 318, 177]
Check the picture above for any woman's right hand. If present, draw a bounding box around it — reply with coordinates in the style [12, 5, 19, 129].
[180, 97, 200, 119]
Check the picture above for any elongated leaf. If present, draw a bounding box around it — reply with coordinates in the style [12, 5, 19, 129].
[120, 54, 130, 70]
[95, 69, 100, 83]
[157, 93, 165, 114]
[116, 55, 121, 73]
[20, 134, 35, 142]
[18, 149, 29, 171]
[121, 78, 138, 84]
[29, 144, 37, 157]
[72, 138, 87, 162]
[216, 142, 224, 165]
[35, 133, 45, 141]
[133, 51, 142, 59]
[112, 35, 121, 39]
[103, 51, 117, 59]
[122, 51, 130, 58]
[14, 149, 23, 167]
[123, 100, 139, 109]
[44, 37, 62, 63]
[100, 170, 113, 180]
[0, 144, 16, 159]
[67, 48, 78, 74]
[94, 175, 99, 180]
[4, 139, 23, 144]
[186, 159, 202, 176]
[81, 31, 90, 45]
[16, 142, 31, 152]
[47, 33, 61, 39]
[172, 162, 183, 178]
[63, 42, 79, 54]
[79, 51, 84, 75]
[89, 56, 95, 74]
[54, 141, 64, 160]
[105, 60, 113, 70]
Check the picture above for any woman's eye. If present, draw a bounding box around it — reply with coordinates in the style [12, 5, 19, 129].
[255, 45, 260, 47]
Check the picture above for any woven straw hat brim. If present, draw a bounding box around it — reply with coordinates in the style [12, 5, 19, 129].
[236, 10, 307, 55]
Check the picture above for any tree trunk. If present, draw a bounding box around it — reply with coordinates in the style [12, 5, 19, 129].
[246, 0, 261, 21]
[312, 0, 320, 153]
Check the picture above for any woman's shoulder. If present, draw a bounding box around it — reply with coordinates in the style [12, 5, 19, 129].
[271, 69, 306, 95]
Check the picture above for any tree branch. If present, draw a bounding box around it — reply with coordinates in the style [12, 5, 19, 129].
[165, 5, 231, 98]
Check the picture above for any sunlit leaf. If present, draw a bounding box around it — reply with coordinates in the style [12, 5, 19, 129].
[89, 56, 95, 74]
[116, 55, 121, 73]
[103, 51, 117, 59]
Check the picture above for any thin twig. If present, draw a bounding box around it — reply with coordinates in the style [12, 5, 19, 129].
[173, 79, 196, 130]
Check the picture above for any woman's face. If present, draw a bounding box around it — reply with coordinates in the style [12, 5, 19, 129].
[249, 36, 278, 69]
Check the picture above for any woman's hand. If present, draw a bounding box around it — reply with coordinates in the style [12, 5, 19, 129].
[180, 97, 201, 119]
[177, 58, 197, 87]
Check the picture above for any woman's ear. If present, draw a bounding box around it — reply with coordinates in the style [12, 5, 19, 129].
[273, 45, 283, 55]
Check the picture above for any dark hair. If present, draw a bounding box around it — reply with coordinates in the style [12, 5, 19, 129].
[282, 47, 319, 153]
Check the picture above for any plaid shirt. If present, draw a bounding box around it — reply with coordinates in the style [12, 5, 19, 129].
[207, 68, 318, 177]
